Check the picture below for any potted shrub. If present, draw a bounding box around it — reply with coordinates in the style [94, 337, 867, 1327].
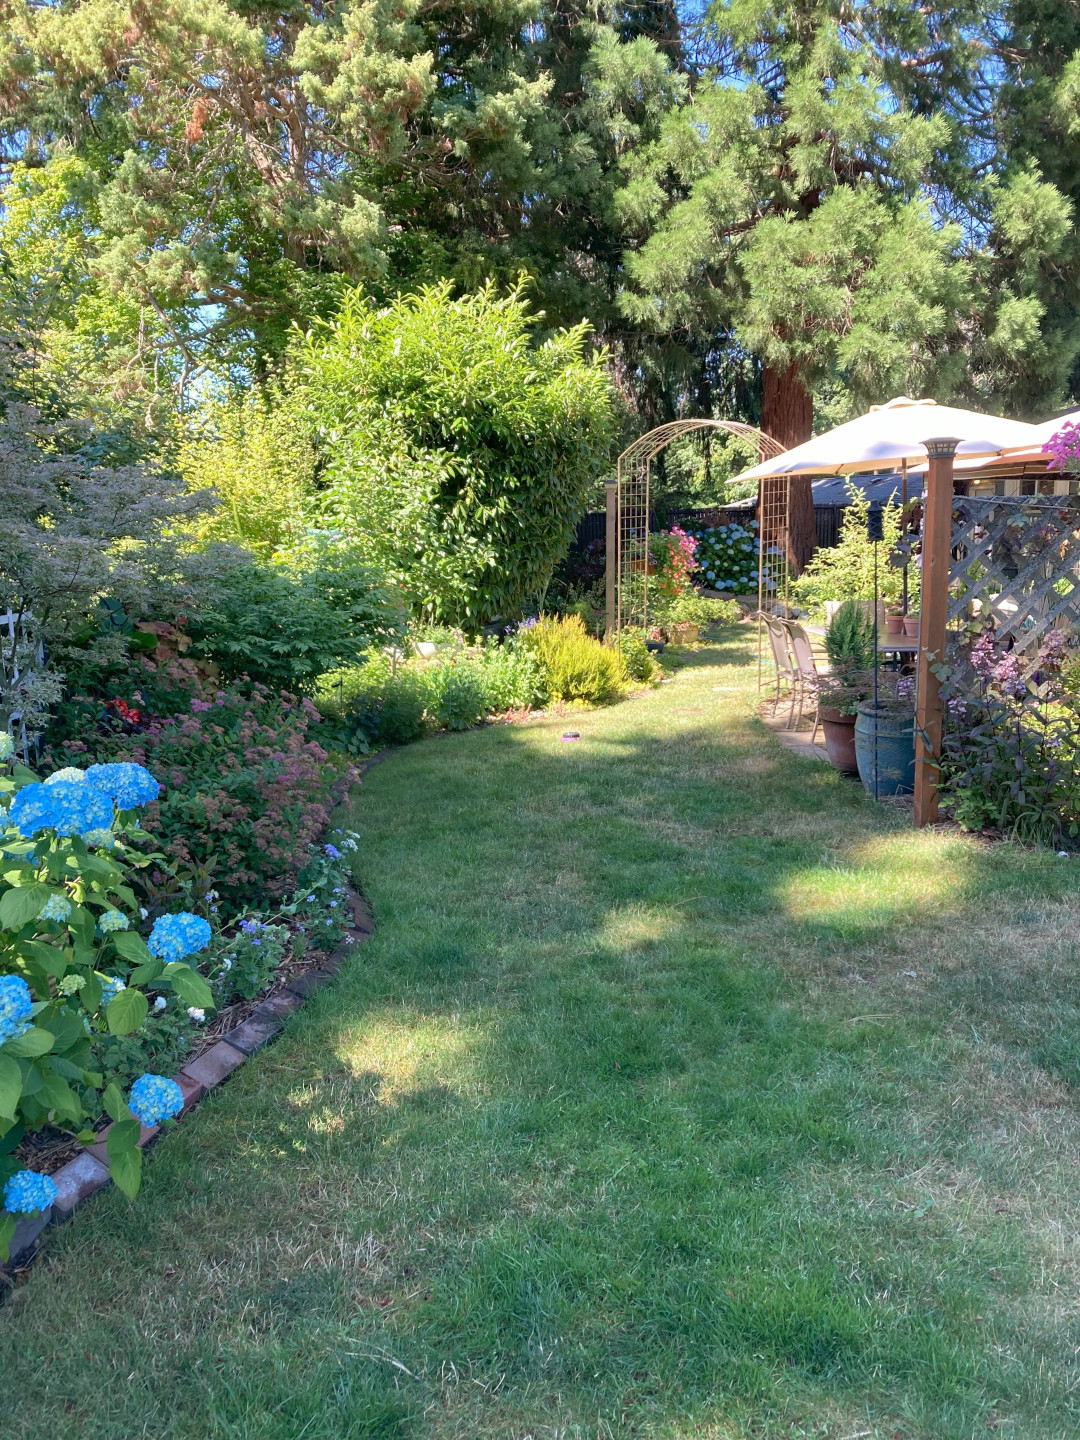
[820, 601, 876, 774]
[855, 674, 917, 796]
[903, 611, 920, 638]
[885, 605, 904, 636]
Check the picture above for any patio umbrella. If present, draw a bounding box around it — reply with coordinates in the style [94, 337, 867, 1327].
[733, 396, 1041, 480]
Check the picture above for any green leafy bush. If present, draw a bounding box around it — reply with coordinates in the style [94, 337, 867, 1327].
[656, 592, 743, 628]
[690, 521, 761, 591]
[188, 543, 406, 692]
[518, 615, 629, 705]
[318, 657, 434, 747]
[293, 282, 616, 625]
[615, 627, 661, 685]
[431, 664, 489, 731]
[792, 484, 915, 614]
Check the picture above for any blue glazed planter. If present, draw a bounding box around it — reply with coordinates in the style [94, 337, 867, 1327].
[855, 704, 915, 797]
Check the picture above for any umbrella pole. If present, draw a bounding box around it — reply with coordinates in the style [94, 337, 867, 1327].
[901, 457, 909, 615]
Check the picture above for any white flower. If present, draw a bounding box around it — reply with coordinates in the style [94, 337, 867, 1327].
[221, 957, 233, 971]
[139, 907, 148, 919]
[154, 996, 167, 1011]
[187, 1007, 206, 1022]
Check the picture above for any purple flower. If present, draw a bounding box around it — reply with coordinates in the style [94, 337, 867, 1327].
[994, 653, 1027, 698]
[325, 844, 342, 859]
[1039, 629, 1068, 667]
[970, 631, 998, 680]
[947, 697, 968, 717]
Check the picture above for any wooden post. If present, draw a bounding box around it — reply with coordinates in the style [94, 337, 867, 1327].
[913, 437, 959, 827]
[604, 480, 617, 639]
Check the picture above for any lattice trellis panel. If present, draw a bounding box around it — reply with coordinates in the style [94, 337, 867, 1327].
[947, 495, 1080, 677]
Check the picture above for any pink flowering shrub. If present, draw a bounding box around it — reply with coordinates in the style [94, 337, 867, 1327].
[56, 685, 340, 914]
[649, 527, 698, 604]
[1043, 421, 1080, 474]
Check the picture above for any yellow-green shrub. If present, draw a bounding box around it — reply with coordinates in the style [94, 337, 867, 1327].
[519, 615, 629, 705]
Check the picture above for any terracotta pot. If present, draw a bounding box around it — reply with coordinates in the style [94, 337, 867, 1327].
[902, 613, 920, 638]
[885, 613, 904, 635]
[819, 707, 859, 775]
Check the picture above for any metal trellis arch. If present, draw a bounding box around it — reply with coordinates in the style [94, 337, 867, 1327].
[605, 419, 786, 636]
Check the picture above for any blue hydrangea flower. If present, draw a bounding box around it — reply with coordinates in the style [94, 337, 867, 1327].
[39, 893, 72, 923]
[84, 763, 160, 810]
[100, 976, 126, 1007]
[3, 1169, 58, 1215]
[0, 732, 13, 762]
[44, 767, 86, 785]
[129, 1073, 184, 1126]
[0, 974, 33, 1045]
[8, 780, 112, 840]
[97, 909, 130, 933]
[148, 912, 211, 962]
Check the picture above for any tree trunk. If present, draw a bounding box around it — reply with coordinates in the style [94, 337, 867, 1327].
[760, 362, 816, 574]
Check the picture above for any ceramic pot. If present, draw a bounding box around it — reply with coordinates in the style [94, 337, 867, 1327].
[819, 707, 859, 774]
[855, 704, 915, 796]
[902, 613, 920, 638]
[667, 622, 700, 644]
[885, 613, 904, 635]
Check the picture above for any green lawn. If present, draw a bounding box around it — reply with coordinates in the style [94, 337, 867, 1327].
[5, 629, 1080, 1439]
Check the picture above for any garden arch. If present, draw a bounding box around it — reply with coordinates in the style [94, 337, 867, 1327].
[605, 419, 786, 635]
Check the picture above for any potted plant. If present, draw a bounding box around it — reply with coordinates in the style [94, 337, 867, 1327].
[903, 611, 920, 638]
[885, 605, 904, 636]
[855, 674, 917, 796]
[820, 601, 876, 773]
[817, 673, 865, 773]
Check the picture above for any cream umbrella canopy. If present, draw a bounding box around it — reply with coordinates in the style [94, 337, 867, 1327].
[733, 396, 1041, 481]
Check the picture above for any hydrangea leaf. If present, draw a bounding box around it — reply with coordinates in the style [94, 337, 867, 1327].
[16, 940, 69, 978]
[3, 1026, 54, 1058]
[81, 973, 102, 1015]
[0, 883, 50, 931]
[163, 964, 213, 1009]
[0, 1055, 20, 1121]
[105, 987, 149, 1035]
[109, 1145, 142, 1201]
[106, 1116, 140, 1158]
[37, 1071, 81, 1122]
[110, 931, 153, 966]
[101, 1081, 130, 1123]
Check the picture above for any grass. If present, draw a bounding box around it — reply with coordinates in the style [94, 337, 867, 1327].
[5, 628, 1080, 1438]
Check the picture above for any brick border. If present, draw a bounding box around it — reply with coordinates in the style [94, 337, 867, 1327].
[2, 766, 377, 1276]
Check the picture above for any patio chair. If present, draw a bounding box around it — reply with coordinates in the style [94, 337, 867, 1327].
[783, 619, 823, 742]
[759, 612, 799, 726]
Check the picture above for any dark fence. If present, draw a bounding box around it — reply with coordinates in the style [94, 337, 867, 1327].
[571, 504, 845, 553]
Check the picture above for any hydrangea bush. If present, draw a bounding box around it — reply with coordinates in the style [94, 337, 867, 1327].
[0, 746, 214, 1255]
[690, 522, 761, 593]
